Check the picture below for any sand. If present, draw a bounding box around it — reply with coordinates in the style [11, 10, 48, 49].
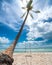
[13, 52, 52, 65]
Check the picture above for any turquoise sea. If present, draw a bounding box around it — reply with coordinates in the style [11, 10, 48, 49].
[0, 48, 52, 53]
[14, 48, 52, 53]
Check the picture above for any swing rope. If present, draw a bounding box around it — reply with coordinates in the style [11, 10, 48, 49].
[25, 42, 32, 65]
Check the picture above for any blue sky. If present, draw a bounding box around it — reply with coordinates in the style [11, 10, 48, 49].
[0, 0, 52, 51]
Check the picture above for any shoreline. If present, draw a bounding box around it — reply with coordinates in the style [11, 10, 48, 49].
[13, 52, 52, 54]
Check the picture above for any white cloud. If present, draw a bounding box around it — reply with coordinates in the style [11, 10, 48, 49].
[15, 40, 52, 49]
[37, 6, 52, 21]
[0, 37, 10, 44]
[28, 6, 52, 24]
[16, 41, 39, 48]
[27, 21, 52, 40]
[0, 0, 22, 31]
[26, 5, 52, 42]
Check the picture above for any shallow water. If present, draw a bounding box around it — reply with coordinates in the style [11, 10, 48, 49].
[14, 48, 52, 53]
[0, 48, 52, 53]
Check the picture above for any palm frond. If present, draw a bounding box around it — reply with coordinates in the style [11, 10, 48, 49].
[22, 7, 26, 9]
[21, 0, 23, 2]
[26, 0, 28, 3]
[29, 13, 34, 19]
[32, 10, 40, 13]
[21, 12, 26, 18]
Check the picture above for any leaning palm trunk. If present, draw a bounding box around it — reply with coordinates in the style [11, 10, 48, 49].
[0, 11, 29, 65]
[2, 11, 29, 58]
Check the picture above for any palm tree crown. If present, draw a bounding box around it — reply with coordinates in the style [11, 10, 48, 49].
[21, 0, 40, 19]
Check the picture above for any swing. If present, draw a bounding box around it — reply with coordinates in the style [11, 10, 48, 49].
[24, 43, 32, 65]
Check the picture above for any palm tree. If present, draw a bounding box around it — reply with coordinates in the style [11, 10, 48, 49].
[0, 0, 40, 64]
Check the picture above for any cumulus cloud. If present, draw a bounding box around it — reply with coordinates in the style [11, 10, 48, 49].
[0, 0, 22, 31]
[0, 37, 10, 44]
[26, 5, 52, 46]
[38, 6, 52, 20]
[16, 41, 39, 48]
[27, 22, 52, 40]
[15, 40, 52, 49]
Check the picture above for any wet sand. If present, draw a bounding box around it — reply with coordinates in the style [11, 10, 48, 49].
[13, 52, 52, 65]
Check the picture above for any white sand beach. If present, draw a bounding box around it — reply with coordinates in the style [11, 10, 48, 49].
[13, 52, 52, 65]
